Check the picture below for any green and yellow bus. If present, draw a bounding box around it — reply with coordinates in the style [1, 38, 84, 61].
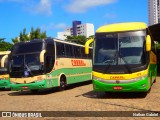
[85, 22, 157, 93]
[9, 38, 92, 92]
[0, 51, 11, 89]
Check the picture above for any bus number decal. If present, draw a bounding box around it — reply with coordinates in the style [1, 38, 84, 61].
[110, 76, 125, 80]
[71, 60, 86, 66]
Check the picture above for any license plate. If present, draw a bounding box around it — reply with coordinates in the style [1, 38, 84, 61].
[22, 86, 28, 89]
[113, 86, 123, 90]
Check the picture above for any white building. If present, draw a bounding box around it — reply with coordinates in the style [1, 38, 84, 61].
[57, 28, 71, 40]
[76, 23, 94, 38]
[148, 0, 160, 25]
[57, 21, 94, 40]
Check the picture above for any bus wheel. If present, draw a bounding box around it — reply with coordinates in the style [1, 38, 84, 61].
[59, 76, 66, 91]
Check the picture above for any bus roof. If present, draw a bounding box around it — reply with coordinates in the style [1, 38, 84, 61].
[14, 38, 89, 48]
[96, 22, 147, 33]
[54, 38, 85, 47]
[0, 51, 11, 55]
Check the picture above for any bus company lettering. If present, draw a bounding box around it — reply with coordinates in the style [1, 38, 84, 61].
[110, 76, 125, 80]
[71, 60, 86, 66]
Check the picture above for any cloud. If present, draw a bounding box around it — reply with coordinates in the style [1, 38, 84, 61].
[26, 0, 53, 16]
[41, 23, 68, 31]
[104, 13, 117, 19]
[66, 0, 117, 13]
[0, 0, 53, 16]
[34, 0, 52, 15]
[0, 0, 25, 2]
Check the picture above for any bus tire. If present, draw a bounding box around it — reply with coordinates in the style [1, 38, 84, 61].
[59, 75, 67, 91]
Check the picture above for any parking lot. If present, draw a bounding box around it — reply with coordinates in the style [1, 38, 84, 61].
[0, 76, 160, 119]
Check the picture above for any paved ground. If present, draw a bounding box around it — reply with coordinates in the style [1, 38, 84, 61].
[0, 76, 160, 120]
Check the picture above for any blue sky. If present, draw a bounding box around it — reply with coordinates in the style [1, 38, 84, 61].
[0, 0, 148, 43]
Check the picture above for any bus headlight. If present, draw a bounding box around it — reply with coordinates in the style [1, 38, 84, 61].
[11, 82, 16, 84]
[0, 77, 8, 80]
[130, 75, 147, 81]
[93, 76, 104, 81]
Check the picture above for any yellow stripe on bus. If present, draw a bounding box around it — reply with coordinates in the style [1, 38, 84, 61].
[92, 68, 149, 80]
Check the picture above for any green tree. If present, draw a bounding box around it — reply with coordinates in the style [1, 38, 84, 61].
[65, 35, 87, 45]
[0, 39, 13, 51]
[0, 38, 5, 41]
[155, 43, 160, 49]
[12, 27, 47, 44]
[87, 35, 94, 39]
[12, 37, 19, 44]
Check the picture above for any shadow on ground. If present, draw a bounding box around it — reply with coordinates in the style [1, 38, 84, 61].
[0, 88, 11, 91]
[8, 81, 92, 96]
[81, 90, 148, 99]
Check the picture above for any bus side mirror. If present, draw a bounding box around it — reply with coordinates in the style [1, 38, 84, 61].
[85, 39, 94, 54]
[146, 35, 151, 52]
[1, 55, 8, 68]
[40, 50, 46, 63]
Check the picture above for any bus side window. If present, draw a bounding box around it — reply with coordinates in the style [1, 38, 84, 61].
[45, 56, 54, 73]
[65, 44, 74, 57]
[78, 47, 82, 58]
[73, 46, 81, 58]
[81, 47, 87, 59]
[87, 48, 92, 59]
[56, 42, 65, 57]
[89, 48, 93, 59]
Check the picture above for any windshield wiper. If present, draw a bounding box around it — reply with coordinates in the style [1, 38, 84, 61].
[119, 55, 132, 73]
[104, 50, 118, 72]
[103, 50, 118, 64]
[25, 64, 33, 76]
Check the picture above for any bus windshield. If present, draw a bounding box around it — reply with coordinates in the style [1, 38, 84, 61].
[10, 39, 57, 78]
[10, 40, 46, 77]
[12, 41, 43, 54]
[10, 53, 43, 77]
[94, 31, 146, 65]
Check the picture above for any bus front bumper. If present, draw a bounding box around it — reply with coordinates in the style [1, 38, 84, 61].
[11, 80, 47, 91]
[93, 77, 150, 92]
[0, 79, 10, 89]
